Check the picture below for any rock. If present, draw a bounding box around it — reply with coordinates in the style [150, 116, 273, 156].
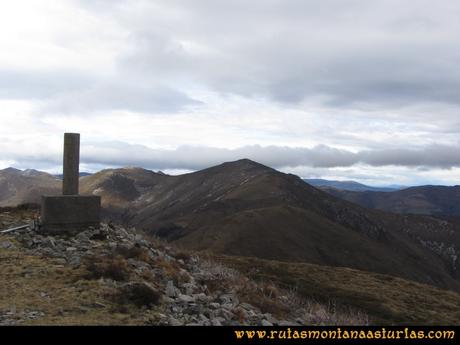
[278, 320, 299, 326]
[221, 303, 234, 310]
[166, 280, 177, 298]
[261, 320, 273, 326]
[184, 303, 203, 315]
[181, 282, 197, 295]
[209, 302, 221, 310]
[211, 319, 222, 326]
[120, 282, 162, 307]
[93, 302, 107, 308]
[263, 313, 277, 324]
[169, 318, 184, 326]
[0, 240, 15, 249]
[199, 314, 209, 322]
[32, 238, 43, 245]
[135, 234, 143, 242]
[68, 257, 81, 267]
[75, 232, 90, 242]
[178, 294, 195, 303]
[219, 308, 234, 320]
[194, 293, 209, 302]
[239, 302, 257, 311]
[66, 247, 77, 252]
[215, 316, 226, 324]
[219, 294, 239, 306]
[54, 258, 67, 265]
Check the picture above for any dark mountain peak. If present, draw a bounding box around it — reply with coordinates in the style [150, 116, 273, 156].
[108, 167, 168, 177]
[22, 169, 52, 177]
[189, 159, 274, 181]
[1, 167, 21, 174]
[1, 168, 55, 179]
[217, 158, 273, 172]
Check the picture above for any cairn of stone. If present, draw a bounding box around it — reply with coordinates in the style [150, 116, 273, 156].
[40, 133, 101, 234]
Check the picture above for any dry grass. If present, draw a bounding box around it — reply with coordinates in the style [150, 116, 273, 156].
[115, 245, 151, 263]
[115, 283, 162, 308]
[84, 255, 131, 282]
[238, 283, 290, 316]
[0, 237, 150, 325]
[153, 256, 190, 285]
[215, 255, 460, 325]
[197, 260, 296, 318]
[171, 250, 193, 263]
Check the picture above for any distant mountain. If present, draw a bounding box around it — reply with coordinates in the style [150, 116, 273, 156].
[78, 160, 460, 292]
[325, 185, 460, 217]
[2, 162, 460, 292]
[54, 172, 92, 180]
[304, 178, 402, 192]
[0, 168, 61, 207]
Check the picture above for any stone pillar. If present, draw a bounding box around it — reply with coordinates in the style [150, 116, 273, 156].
[63, 133, 80, 195]
[41, 132, 101, 234]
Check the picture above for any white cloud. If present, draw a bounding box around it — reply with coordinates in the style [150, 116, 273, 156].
[0, 0, 459, 185]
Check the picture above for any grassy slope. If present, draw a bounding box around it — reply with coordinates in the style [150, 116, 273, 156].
[1, 228, 458, 325]
[0, 237, 154, 325]
[326, 186, 460, 216]
[214, 255, 460, 325]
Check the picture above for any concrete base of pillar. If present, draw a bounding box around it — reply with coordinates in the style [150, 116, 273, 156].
[40, 195, 101, 234]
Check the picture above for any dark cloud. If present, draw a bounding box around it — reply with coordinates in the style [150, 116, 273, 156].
[80, 143, 460, 170]
[6, 140, 459, 171]
[96, 0, 460, 109]
[6, 1, 460, 114]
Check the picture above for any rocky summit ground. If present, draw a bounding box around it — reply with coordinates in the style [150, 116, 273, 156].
[0, 208, 368, 326]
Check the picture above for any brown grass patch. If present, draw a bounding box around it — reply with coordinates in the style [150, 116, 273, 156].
[0, 238, 150, 325]
[115, 245, 151, 263]
[154, 257, 190, 285]
[115, 283, 162, 308]
[84, 255, 131, 282]
[237, 281, 289, 317]
[215, 255, 460, 325]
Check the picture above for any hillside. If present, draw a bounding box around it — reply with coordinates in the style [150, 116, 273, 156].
[325, 185, 460, 216]
[77, 160, 460, 293]
[0, 168, 60, 207]
[0, 206, 368, 326]
[2, 161, 460, 293]
[215, 255, 460, 325]
[2, 207, 459, 325]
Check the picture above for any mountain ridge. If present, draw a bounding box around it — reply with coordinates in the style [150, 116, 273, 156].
[325, 185, 460, 217]
[1, 161, 460, 293]
[77, 160, 460, 292]
[303, 178, 402, 192]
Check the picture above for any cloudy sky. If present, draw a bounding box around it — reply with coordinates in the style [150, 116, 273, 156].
[1, 0, 460, 186]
